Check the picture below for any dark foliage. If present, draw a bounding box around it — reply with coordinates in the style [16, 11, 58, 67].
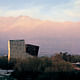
[59, 52, 80, 63]
[11, 57, 74, 80]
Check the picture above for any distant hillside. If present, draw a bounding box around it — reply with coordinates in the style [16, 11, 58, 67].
[0, 16, 80, 56]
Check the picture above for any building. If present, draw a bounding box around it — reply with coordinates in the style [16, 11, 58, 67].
[26, 44, 39, 56]
[8, 40, 39, 61]
[8, 40, 26, 61]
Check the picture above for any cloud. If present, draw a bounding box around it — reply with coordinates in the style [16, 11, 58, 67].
[74, 0, 80, 8]
[0, 10, 2, 13]
[0, 0, 80, 22]
[0, 6, 42, 17]
[64, 10, 80, 18]
[63, 0, 80, 19]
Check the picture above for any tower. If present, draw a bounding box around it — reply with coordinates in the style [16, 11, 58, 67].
[8, 40, 26, 61]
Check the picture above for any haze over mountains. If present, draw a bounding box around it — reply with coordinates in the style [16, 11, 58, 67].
[0, 16, 80, 56]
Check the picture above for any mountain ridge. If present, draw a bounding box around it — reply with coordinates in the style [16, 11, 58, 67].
[0, 16, 80, 55]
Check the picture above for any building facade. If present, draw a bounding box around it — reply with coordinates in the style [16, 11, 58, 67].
[26, 44, 39, 56]
[8, 40, 26, 61]
[8, 40, 39, 61]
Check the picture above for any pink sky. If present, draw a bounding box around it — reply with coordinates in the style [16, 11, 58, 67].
[0, 16, 80, 56]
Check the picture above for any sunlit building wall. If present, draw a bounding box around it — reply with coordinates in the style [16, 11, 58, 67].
[8, 40, 26, 61]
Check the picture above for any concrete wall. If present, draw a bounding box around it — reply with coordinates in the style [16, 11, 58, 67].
[8, 40, 26, 61]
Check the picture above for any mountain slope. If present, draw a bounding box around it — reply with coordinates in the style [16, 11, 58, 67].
[0, 16, 80, 56]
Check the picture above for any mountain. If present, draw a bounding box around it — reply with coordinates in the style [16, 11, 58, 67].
[0, 16, 80, 56]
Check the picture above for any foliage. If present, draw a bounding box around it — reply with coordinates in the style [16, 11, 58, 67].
[0, 56, 16, 69]
[59, 52, 80, 63]
[1, 52, 80, 80]
[11, 56, 74, 80]
[0, 56, 8, 69]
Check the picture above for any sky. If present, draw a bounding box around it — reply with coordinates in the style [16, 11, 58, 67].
[0, 0, 80, 22]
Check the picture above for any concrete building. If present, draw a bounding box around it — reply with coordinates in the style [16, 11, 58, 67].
[26, 44, 39, 56]
[8, 40, 27, 61]
[8, 40, 39, 61]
